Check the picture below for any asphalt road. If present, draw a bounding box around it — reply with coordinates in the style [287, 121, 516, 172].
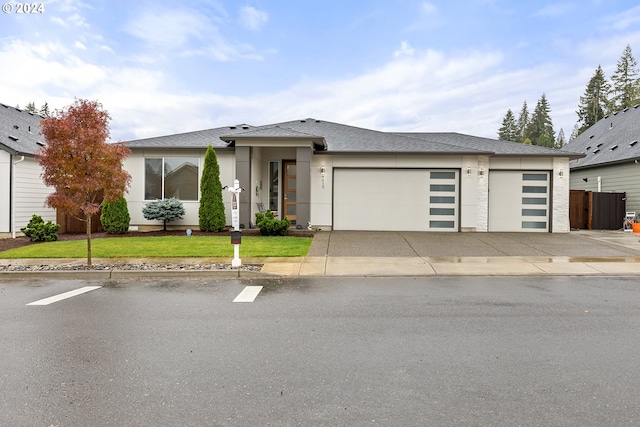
[1, 276, 640, 426]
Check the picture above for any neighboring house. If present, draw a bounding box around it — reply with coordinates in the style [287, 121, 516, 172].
[125, 118, 582, 233]
[565, 104, 640, 214]
[0, 103, 55, 238]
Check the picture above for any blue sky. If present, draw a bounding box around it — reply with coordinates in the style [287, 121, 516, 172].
[1, 0, 640, 142]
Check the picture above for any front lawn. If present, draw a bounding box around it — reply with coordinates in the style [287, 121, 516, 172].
[0, 236, 312, 259]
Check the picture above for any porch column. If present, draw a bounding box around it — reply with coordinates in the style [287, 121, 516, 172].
[235, 146, 251, 228]
[296, 147, 311, 228]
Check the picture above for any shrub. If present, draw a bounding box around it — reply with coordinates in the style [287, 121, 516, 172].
[255, 210, 291, 236]
[199, 145, 226, 232]
[21, 214, 61, 242]
[142, 197, 185, 231]
[101, 196, 131, 234]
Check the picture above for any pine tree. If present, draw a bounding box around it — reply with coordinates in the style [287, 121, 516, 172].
[39, 102, 50, 118]
[569, 123, 580, 142]
[576, 65, 609, 135]
[497, 109, 518, 141]
[526, 94, 555, 147]
[198, 145, 226, 232]
[609, 44, 640, 112]
[515, 101, 529, 143]
[25, 101, 37, 114]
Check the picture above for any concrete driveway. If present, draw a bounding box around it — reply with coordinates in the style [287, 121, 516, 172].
[307, 230, 640, 258]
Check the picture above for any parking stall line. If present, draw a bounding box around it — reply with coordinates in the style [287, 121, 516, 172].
[26, 286, 102, 306]
[233, 286, 263, 303]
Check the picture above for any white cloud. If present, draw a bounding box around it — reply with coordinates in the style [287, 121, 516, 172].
[394, 41, 415, 58]
[238, 6, 268, 31]
[421, 2, 437, 15]
[124, 8, 211, 50]
[533, 3, 573, 18]
[74, 41, 86, 50]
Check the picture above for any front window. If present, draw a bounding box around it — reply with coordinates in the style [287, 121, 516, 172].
[269, 161, 279, 211]
[144, 157, 199, 200]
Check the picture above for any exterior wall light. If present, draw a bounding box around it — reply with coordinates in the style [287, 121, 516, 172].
[320, 165, 326, 176]
[466, 166, 471, 176]
[559, 169, 564, 178]
[478, 168, 485, 177]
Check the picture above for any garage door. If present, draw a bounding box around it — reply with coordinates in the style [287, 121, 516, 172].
[488, 171, 549, 232]
[333, 169, 458, 231]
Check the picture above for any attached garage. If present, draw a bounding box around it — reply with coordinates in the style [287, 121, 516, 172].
[488, 171, 550, 232]
[333, 168, 459, 231]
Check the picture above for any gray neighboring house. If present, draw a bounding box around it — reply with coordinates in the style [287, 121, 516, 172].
[0, 103, 55, 238]
[125, 118, 582, 233]
[565, 104, 640, 214]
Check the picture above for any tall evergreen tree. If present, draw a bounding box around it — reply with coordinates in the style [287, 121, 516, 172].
[526, 94, 555, 147]
[569, 123, 580, 142]
[555, 128, 566, 149]
[198, 145, 226, 232]
[39, 102, 50, 118]
[497, 109, 518, 141]
[609, 44, 640, 112]
[576, 65, 609, 135]
[515, 101, 529, 143]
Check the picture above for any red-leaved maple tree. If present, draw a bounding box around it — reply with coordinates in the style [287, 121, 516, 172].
[38, 99, 131, 266]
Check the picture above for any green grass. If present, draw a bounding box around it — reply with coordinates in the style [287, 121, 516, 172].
[0, 236, 312, 259]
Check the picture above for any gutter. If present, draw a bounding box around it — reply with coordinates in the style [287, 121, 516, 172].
[11, 155, 25, 238]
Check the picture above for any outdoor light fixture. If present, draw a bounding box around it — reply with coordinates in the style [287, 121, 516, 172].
[320, 165, 326, 175]
[559, 169, 564, 178]
[478, 168, 485, 177]
[466, 166, 471, 176]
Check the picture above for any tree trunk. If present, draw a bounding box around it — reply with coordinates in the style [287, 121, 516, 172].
[86, 212, 92, 267]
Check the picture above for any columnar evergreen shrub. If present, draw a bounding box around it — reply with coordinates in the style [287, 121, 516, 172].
[199, 145, 226, 232]
[21, 214, 61, 242]
[101, 196, 131, 234]
[142, 198, 185, 230]
[255, 210, 291, 236]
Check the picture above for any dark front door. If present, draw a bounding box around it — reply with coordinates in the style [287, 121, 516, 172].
[283, 160, 296, 222]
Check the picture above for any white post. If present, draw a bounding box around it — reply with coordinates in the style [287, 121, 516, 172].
[226, 179, 243, 268]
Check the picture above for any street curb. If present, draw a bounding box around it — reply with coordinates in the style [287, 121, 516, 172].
[0, 269, 270, 280]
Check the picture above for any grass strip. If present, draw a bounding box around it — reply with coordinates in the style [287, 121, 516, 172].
[0, 236, 312, 259]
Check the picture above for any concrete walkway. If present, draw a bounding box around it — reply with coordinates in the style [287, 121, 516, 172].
[2, 230, 640, 278]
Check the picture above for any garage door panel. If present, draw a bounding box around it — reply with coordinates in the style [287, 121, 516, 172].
[333, 169, 457, 231]
[489, 171, 549, 232]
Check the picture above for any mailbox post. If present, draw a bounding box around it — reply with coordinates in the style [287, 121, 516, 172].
[225, 179, 244, 268]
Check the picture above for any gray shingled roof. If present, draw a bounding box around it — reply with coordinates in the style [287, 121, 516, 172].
[0, 103, 46, 156]
[564, 104, 640, 169]
[125, 117, 584, 157]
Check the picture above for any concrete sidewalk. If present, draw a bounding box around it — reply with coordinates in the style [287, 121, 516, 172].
[2, 230, 640, 278]
[260, 230, 640, 276]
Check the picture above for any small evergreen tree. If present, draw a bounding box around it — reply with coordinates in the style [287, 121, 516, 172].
[199, 145, 226, 232]
[101, 196, 131, 234]
[498, 109, 518, 141]
[25, 101, 38, 114]
[555, 128, 566, 149]
[21, 214, 60, 242]
[142, 197, 185, 230]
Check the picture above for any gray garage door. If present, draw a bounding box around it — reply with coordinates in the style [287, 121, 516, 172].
[333, 168, 458, 231]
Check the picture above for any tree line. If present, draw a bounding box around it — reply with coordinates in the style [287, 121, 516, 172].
[498, 44, 640, 147]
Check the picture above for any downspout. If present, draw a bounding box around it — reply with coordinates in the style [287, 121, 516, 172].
[11, 155, 25, 238]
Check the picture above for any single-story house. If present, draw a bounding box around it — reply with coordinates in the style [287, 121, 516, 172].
[565, 104, 640, 214]
[0, 103, 55, 238]
[125, 118, 583, 233]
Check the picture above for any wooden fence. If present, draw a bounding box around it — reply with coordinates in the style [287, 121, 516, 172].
[569, 190, 626, 230]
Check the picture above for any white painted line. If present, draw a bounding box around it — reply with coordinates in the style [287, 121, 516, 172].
[233, 286, 263, 303]
[27, 286, 102, 306]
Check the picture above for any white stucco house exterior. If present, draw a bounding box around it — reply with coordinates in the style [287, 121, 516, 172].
[0, 103, 55, 238]
[125, 118, 583, 233]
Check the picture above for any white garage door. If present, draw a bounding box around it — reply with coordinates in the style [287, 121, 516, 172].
[488, 171, 549, 232]
[333, 169, 458, 231]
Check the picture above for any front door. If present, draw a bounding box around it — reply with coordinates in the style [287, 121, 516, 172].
[283, 160, 296, 222]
